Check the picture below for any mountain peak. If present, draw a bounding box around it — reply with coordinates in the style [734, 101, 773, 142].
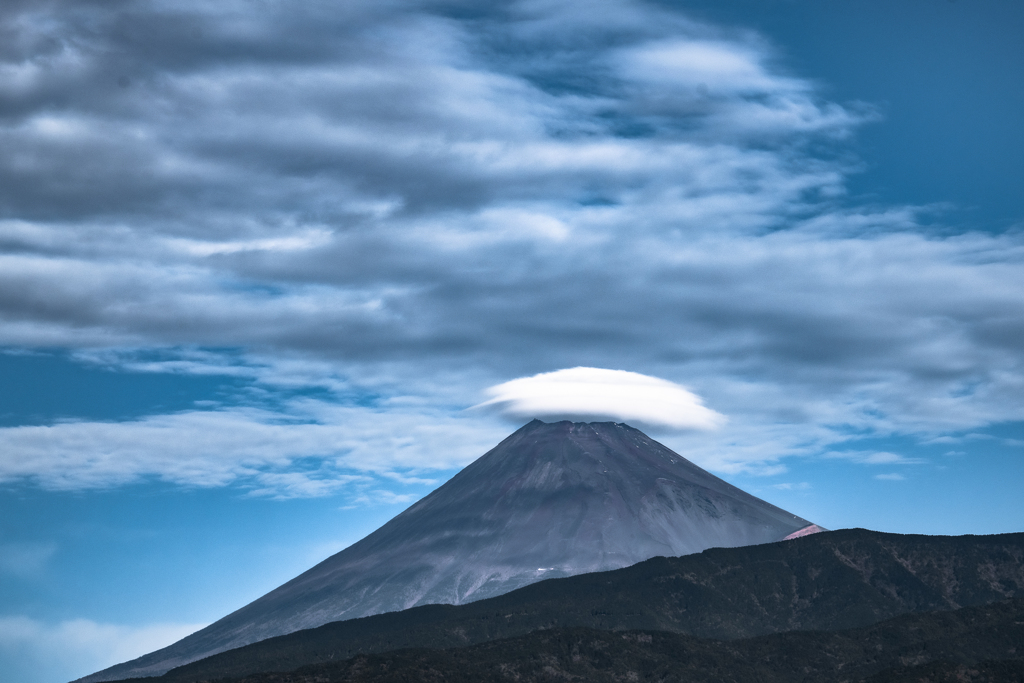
[79, 421, 820, 682]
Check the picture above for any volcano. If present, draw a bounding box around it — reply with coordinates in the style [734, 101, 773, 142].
[79, 420, 821, 682]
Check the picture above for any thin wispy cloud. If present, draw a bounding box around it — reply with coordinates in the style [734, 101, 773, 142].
[0, 403, 506, 496]
[824, 451, 924, 466]
[772, 482, 811, 491]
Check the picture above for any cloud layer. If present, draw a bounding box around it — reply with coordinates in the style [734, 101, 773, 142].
[0, 0, 1022, 493]
[0, 400, 507, 497]
[477, 367, 726, 430]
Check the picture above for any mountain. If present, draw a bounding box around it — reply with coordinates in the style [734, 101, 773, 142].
[145, 598, 1024, 683]
[78, 419, 818, 682]
[109, 528, 1024, 683]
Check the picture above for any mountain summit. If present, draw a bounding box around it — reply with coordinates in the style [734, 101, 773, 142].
[79, 420, 820, 682]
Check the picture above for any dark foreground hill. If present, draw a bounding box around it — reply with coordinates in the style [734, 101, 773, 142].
[125, 528, 1024, 683]
[156, 598, 1024, 683]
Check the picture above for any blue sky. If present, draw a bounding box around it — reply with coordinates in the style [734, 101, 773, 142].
[1, 1, 1022, 682]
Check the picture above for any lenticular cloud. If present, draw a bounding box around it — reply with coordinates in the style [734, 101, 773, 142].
[477, 368, 725, 431]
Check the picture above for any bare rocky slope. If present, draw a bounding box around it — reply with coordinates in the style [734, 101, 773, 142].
[78, 420, 817, 682]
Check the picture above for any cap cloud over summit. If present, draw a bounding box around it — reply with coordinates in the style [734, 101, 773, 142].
[476, 368, 726, 431]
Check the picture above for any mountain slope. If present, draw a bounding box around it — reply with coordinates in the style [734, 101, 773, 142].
[130, 528, 1024, 683]
[78, 420, 815, 682]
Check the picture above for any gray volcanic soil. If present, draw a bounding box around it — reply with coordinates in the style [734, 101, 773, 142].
[78, 420, 816, 682]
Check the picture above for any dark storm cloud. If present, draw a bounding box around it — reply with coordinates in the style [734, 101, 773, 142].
[1, 0, 1022, 490]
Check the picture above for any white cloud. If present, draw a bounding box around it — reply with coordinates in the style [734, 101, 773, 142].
[619, 39, 794, 94]
[824, 451, 924, 466]
[875, 473, 906, 481]
[475, 367, 726, 430]
[0, 402, 507, 497]
[245, 472, 371, 501]
[0, 616, 205, 683]
[167, 229, 333, 257]
[347, 489, 422, 507]
[772, 482, 811, 491]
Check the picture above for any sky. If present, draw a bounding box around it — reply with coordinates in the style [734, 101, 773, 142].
[0, 0, 1022, 681]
